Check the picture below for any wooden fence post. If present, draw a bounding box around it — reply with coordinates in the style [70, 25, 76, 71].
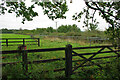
[6, 39, 8, 47]
[23, 38, 25, 46]
[65, 44, 72, 78]
[38, 38, 40, 46]
[22, 46, 28, 73]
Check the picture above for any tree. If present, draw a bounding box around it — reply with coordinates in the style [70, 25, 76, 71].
[0, 0, 68, 24]
[57, 25, 68, 33]
[0, 0, 120, 46]
[1, 28, 13, 33]
[88, 23, 98, 31]
[57, 24, 81, 33]
[36, 28, 47, 33]
[46, 27, 54, 33]
[72, 1, 120, 47]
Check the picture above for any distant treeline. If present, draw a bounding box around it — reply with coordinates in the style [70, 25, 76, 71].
[0, 24, 81, 34]
[0, 28, 14, 33]
[0, 24, 107, 38]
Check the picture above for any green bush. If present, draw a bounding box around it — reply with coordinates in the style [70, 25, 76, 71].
[2, 63, 27, 79]
[94, 58, 120, 79]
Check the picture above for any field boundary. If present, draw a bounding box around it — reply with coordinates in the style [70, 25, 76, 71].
[2, 45, 120, 78]
[0, 38, 40, 46]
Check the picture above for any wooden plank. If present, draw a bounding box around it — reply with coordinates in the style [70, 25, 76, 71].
[72, 55, 118, 62]
[2, 46, 118, 54]
[2, 58, 65, 66]
[4, 41, 23, 43]
[92, 55, 118, 60]
[27, 47, 65, 52]
[2, 41, 37, 43]
[72, 50, 120, 56]
[2, 44, 38, 46]
[1, 38, 38, 40]
[2, 47, 65, 54]
[73, 45, 113, 50]
[2, 45, 119, 54]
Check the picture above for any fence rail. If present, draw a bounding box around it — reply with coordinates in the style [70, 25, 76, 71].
[0, 38, 40, 46]
[1, 38, 39, 40]
[1, 44, 120, 78]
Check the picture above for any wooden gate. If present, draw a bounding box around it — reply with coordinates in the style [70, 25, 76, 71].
[65, 44, 120, 78]
[2, 44, 120, 78]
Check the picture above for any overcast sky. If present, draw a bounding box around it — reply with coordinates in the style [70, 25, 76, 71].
[0, 0, 109, 31]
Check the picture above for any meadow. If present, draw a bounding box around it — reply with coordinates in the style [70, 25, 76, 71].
[1, 33, 120, 79]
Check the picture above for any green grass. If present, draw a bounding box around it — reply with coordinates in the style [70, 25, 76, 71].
[1, 33, 119, 79]
[1, 34, 30, 38]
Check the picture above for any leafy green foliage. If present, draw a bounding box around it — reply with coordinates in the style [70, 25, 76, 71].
[3, 1, 39, 24]
[46, 27, 54, 33]
[2, 64, 27, 79]
[73, 1, 120, 44]
[57, 24, 81, 33]
[37, 0, 68, 20]
[73, 6, 99, 31]
[89, 23, 98, 31]
[0, 0, 68, 23]
[105, 26, 120, 47]
[0, 28, 13, 33]
[94, 58, 120, 79]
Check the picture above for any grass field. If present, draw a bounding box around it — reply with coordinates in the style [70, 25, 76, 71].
[1, 33, 119, 79]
